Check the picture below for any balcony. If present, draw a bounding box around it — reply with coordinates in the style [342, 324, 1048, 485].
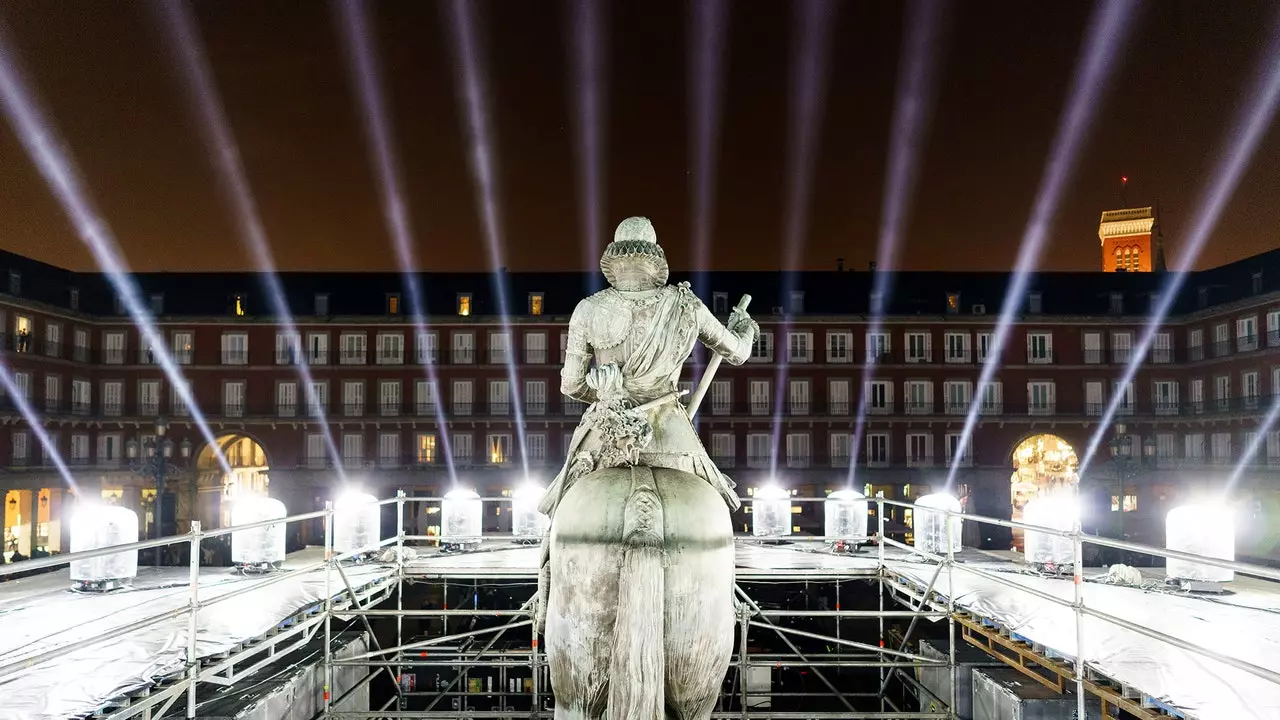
[943, 402, 970, 415]
[1188, 345, 1204, 361]
[1110, 349, 1131, 364]
[223, 402, 244, 418]
[1027, 402, 1055, 416]
[278, 402, 297, 418]
[1082, 349, 1104, 364]
[488, 350, 509, 365]
[452, 401, 473, 416]
[1237, 335, 1259, 352]
[415, 402, 437, 416]
[711, 454, 735, 469]
[104, 349, 126, 365]
[342, 455, 364, 470]
[1270, 330, 1280, 348]
[307, 351, 328, 365]
[380, 401, 401, 417]
[1151, 348, 1174, 364]
[526, 402, 546, 416]
[343, 402, 365, 418]
[1210, 341, 1231, 358]
[43, 340, 63, 359]
[526, 349, 548, 364]
[73, 345, 91, 363]
[746, 454, 771, 469]
[451, 348, 476, 364]
[490, 402, 510, 416]
[788, 402, 811, 416]
[785, 455, 811, 469]
[749, 401, 770, 416]
[1152, 401, 1180, 416]
[220, 350, 247, 365]
[1027, 351, 1054, 364]
[339, 350, 366, 365]
[828, 400, 851, 415]
[904, 401, 933, 415]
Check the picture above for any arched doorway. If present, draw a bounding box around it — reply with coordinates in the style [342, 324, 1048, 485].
[191, 434, 271, 530]
[1010, 434, 1078, 550]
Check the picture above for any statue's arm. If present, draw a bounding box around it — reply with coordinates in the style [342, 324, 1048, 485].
[696, 300, 757, 366]
[560, 300, 598, 403]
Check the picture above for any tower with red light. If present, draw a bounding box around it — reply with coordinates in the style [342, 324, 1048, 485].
[1099, 204, 1163, 272]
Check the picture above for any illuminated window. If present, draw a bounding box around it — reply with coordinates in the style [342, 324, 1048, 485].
[457, 294, 472, 317]
[945, 293, 960, 313]
[529, 293, 544, 316]
[388, 294, 400, 315]
[487, 434, 511, 464]
[234, 294, 246, 317]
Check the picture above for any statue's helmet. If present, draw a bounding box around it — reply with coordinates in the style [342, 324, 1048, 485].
[600, 216, 669, 291]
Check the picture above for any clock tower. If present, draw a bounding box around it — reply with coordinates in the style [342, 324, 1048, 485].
[1099, 206, 1164, 272]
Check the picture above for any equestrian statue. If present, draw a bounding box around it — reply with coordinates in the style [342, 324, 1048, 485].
[535, 216, 758, 720]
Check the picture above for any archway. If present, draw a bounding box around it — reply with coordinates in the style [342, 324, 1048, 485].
[191, 433, 271, 530]
[1009, 434, 1078, 550]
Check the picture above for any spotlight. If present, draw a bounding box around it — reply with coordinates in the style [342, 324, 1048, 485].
[1166, 503, 1235, 591]
[511, 481, 549, 542]
[230, 495, 287, 573]
[1021, 492, 1078, 574]
[752, 484, 792, 540]
[824, 489, 869, 550]
[913, 492, 962, 556]
[333, 492, 380, 558]
[70, 505, 139, 592]
[441, 488, 482, 550]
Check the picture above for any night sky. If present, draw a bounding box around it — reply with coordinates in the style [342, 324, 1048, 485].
[0, 0, 1277, 274]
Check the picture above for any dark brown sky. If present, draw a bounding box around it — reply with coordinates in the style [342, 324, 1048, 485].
[0, 0, 1277, 274]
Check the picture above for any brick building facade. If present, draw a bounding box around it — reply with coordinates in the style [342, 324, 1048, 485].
[1, 247, 1278, 561]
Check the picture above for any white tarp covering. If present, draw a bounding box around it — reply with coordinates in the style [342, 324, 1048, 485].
[891, 562, 1280, 720]
[0, 553, 391, 720]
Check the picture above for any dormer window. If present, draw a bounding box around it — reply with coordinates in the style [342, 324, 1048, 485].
[945, 293, 960, 314]
[150, 294, 164, 316]
[234, 294, 246, 317]
[1028, 292, 1043, 314]
[7, 271, 20, 296]
[458, 294, 472, 317]
[315, 293, 330, 316]
[1109, 292, 1124, 315]
[788, 291, 804, 314]
[529, 293, 544, 316]
[1253, 272, 1264, 295]
[1197, 287, 1209, 309]
[388, 294, 401, 315]
[713, 293, 728, 315]
[69, 288, 79, 311]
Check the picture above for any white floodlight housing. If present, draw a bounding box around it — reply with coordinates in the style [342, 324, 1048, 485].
[511, 482, 550, 539]
[334, 492, 380, 556]
[70, 505, 139, 591]
[752, 484, 792, 538]
[1166, 503, 1234, 584]
[442, 488, 483, 546]
[1021, 493, 1077, 568]
[824, 489, 869, 543]
[231, 495, 287, 570]
[914, 493, 962, 555]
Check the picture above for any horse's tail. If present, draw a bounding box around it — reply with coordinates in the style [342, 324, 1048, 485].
[608, 466, 665, 719]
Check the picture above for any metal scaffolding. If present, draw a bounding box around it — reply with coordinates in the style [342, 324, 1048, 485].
[1, 492, 1276, 720]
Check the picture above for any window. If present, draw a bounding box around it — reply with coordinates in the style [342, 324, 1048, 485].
[788, 379, 811, 415]
[457, 294, 472, 316]
[223, 381, 245, 417]
[829, 433, 851, 468]
[489, 331, 510, 364]
[1215, 375, 1230, 410]
[1109, 331, 1132, 364]
[1153, 381, 1178, 415]
[529, 293, 544, 316]
[826, 332, 852, 363]
[1266, 310, 1280, 348]
[343, 380, 365, 417]
[1213, 323, 1230, 357]
[1243, 371, 1260, 409]
[1238, 316, 1259, 351]
[711, 433, 735, 467]
[944, 332, 970, 363]
[1188, 327, 1204, 360]
[452, 332, 475, 364]
[71, 379, 91, 415]
[866, 433, 889, 467]
[1114, 380, 1134, 415]
[172, 380, 190, 417]
[866, 332, 890, 362]
[945, 433, 971, 466]
[977, 332, 992, 362]
[1156, 433, 1177, 460]
[748, 379, 770, 415]
[42, 374, 60, 411]
[828, 379, 850, 415]
[275, 331, 301, 365]
[70, 434, 89, 463]
[305, 434, 327, 468]
[747, 433, 771, 468]
[340, 333, 367, 365]
[946, 293, 960, 314]
[525, 380, 547, 415]
[11, 430, 28, 464]
[307, 332, 329, 364]
[1085, 380, 1104, 416]
[342, 433, 364, 469]
[1152, 332, 1172, 363]
[387, 294, 400, 315]
[906, 433, 932, 467]
[1210, 432, 1232, 464]
[379, 380, 402, 416]
[102, 381, 123, 416]
[905, 332, 931, 363]
[867, 381, 892, 414]
[788, 291, 804, 314]
[416, 331, 438, 364]
[1109, 292, 1123, 314]
[277, 381, 297, 417]
[221, 332, 247, 365]
[148, 293, 164, 316]
[44, 323, 61, 358]
[452, 380, 474, 416]
[12, 371, 30, 399]
[376, 333, 404, 365]
[378, 432, 400, 466]
[710, 380, 732, 415]
[943, 380, 970, 415]
[904, 380, 933, 414]
[1027, 381, 1054, 415]
[74, 328, 91, 362]
[139, 380, 160, 416]
[314, 293, 329, 316]
[713, 293, 728, 315]
[525, 332, 547, 364]
[1027, 332, 1052, 363]
[104, 331, 126, 364]
[750, 331, 773, 362]
[487, 434, 512, 465]
[7, 271, 19, 296]
[69, 288, 79, 310]
[307, 381, 328, 415]
[1083, 332, 1102, 364]
[416, 433, 437, 465]
[1268, 431, 1280, 464]
[787, 332, 813, 363]
[415, 380, 436, 415]
[1184, 433, 1205, 461]
[528, 433, 547, 464]
[489, 379, 510, 415]
[1188, 378, 1204, 414]
[233, 294, 246, 317]
[785, 432, 810, 468]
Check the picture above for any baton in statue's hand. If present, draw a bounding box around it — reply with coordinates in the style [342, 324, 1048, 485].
[686, 294, 752, 418]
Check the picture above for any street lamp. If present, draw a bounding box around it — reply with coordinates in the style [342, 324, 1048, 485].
[1106, 423, 1156, 548]
[126, 418, 192, 564]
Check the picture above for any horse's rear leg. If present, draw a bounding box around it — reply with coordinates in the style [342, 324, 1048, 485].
[546, 542, 621, 720]
[662, 547, 736, 720]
